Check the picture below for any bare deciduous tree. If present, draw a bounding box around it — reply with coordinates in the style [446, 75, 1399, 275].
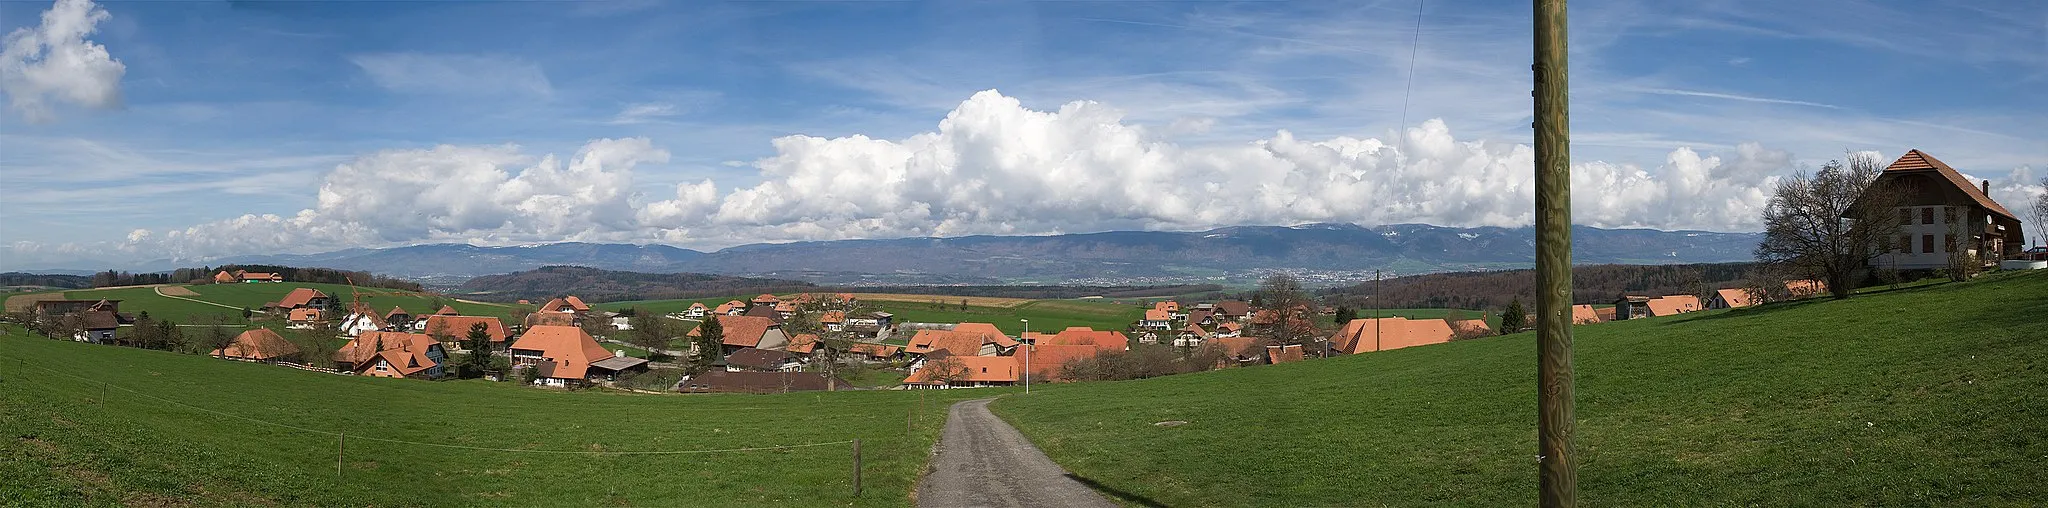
[1755, 153, 1901, 299]
[1250, 273, 1322, 352]
[2032, 176, 2048, 249]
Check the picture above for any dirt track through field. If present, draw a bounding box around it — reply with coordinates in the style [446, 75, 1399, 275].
[156, 286, 200, 296]
[916, 399, 1114, 508]
[153, 287, 245, 311]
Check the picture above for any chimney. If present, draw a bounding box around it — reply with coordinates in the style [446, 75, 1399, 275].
[1983, 180, 1991, 196]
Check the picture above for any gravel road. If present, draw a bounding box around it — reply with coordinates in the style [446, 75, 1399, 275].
[917, 398, 1115, 508]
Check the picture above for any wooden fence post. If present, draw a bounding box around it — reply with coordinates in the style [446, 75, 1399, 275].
[336, 432, 345, 477]
[851, 438, 863, 497]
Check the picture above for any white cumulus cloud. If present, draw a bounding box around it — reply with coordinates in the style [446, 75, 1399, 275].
[128, 90, 1873, 260]
[0, 0, 126, 122]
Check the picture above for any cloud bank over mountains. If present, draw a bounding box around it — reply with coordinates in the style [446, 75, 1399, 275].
[115, 89, 1928, 262]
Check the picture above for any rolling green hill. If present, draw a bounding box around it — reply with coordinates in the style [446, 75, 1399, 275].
[0, 328, 992, 507]
[991, 271, 2048, 506]
[29, 283, 531, 324]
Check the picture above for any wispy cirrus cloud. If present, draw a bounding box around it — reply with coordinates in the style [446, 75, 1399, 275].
[348, 52, 553, 97]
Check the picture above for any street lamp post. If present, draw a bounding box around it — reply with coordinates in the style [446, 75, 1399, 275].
[1020, 319, 1030, 394]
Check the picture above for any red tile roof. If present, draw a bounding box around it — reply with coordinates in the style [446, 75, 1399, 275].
[1449, 319, 1492, 336]
[212, 328, 301, 361]
[1570, 305, 1603, 325]
[907, 329, 1004, 357]
[1328, 317, 1454, 354]
[905, 355, 1020, 385]
[820, 310, 846, 323]
[848, 342, 903, 359]
[436, 305, 459, 316]
[1713, 289, 1755, 308]
[784, 333, 821, 354]
[509, 325, 614, 380]
[951, 323, 1018, 347]
[288, 307, 323, 322]
[276, 288, 327, 309]
[1143, 309, 1171, 321]
[1880, 149, 2017, 219]
[1645, 295, 1702, 317]
[687, 315, 778, 348]
[1043, 327, 1130, 352]
[424, 315, 509, 343]
[385, 306, 410, 319]
[564, 296, 591, 312]
[1020, 344, 1101, 382]
[1266, 344, 1305, 363]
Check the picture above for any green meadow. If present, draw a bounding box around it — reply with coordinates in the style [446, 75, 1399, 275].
[992, 271, 2048, 506]
[0, 328, 997, 507]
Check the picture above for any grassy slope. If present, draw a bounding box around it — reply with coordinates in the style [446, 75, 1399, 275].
[992, 271, 2048, 506]
[0, 331, 995, 507]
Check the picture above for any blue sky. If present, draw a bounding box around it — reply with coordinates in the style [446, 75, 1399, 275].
[1, 0, 2043, 269]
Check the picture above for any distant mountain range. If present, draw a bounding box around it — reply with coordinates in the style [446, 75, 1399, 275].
[185, 223, 1760, 286]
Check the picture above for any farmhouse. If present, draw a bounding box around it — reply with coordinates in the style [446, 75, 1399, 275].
[714, 300, 746, 316]
[1174, 324, 1209, 347]
[334, 331, 445, 379]
[686, 302, 709, 318]
[508, 325, 617, 387]
[1213, 300, 1253, 322]
[271, 288, 331, 311]
[1708, 289, 1755, 309]
[820, 310, 846, 331]
[384, 306, 413, 329]
[1328, 317, 1454, 354]
[210, 328, 303, 363]
[1139, 309, 1173, 330]
[679, 370, 851, 394]
[1853, 150, 2026, 270]
[688, 315, 788, 355]
[335, 304, 389, 336]
[74, 309, 123, 343]
[1214, 321, 1243, 338]
[286, 307, 324, 328]
[904, 353, 1021, 389]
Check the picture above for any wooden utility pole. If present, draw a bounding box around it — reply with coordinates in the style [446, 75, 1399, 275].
[1533, 0, 1577, 506]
